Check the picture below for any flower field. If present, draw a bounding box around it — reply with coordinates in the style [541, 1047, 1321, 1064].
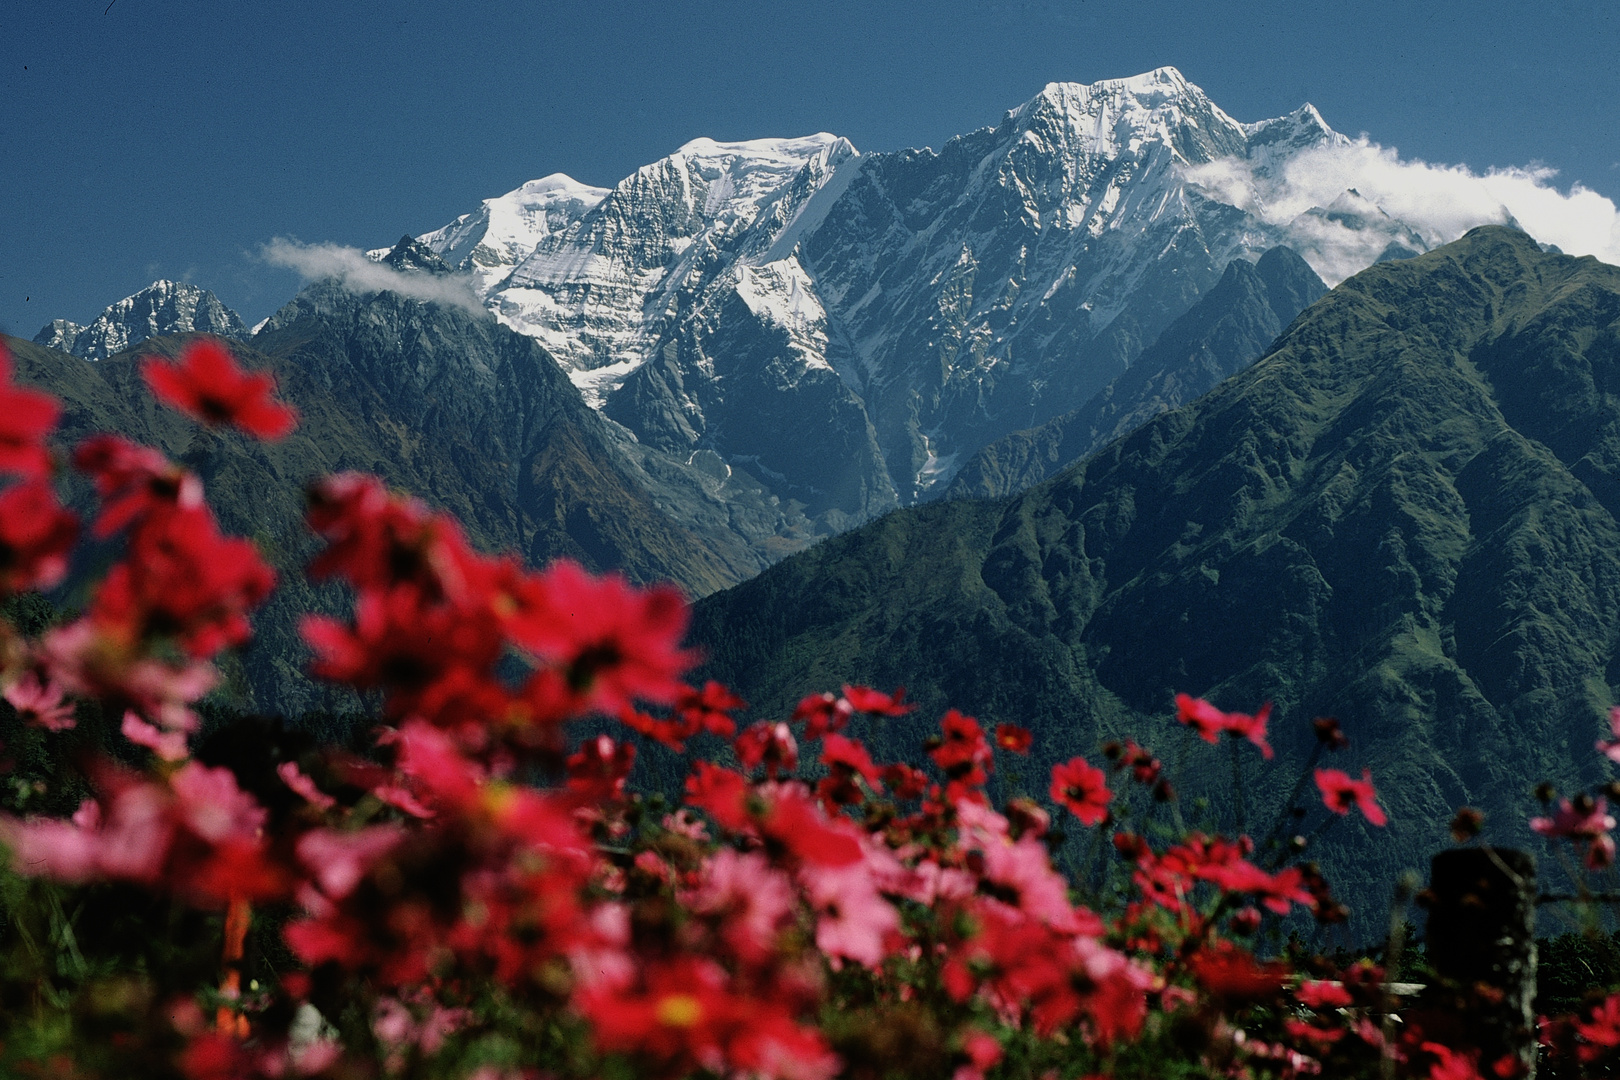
[1, 338, 1619, 1078]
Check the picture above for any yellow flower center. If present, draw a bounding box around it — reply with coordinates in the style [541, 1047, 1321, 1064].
[656, 994, 703, 1028]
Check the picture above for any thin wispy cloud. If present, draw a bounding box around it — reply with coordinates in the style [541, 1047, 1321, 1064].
[1184, 138, 1620, 284]
[260, 238, 488, 316]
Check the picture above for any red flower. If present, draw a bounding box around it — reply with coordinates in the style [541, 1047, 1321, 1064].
[1575, 993, 1620, 1063]
[1314, 715, 1349, 750]
[792, 690, 853, 737]
[678, 680, 744, 739]
[1196, 859, 1314, 914]
[733, 720, 799, 778]
[0, 481, 78, 593]
[1117, 738, 1162, 785]
[842, 684, 913, 716]
[141, 339, 297, 439]
[820, 732, 883, 788]
[759, 788, 862, 867]
[566, 734, 636, 800]
[91, 505, 275, 657]
[882, 762, 929, 800]
[1315, 768, 1388, 827]
[73, 435, 203, 537]
[1297, 979, 1354, 1009]
[1050, 757, 1113, 826]
[930, 710, 993, 792]
[505, 559, 692, 714]
[685, 762, 752, 832]
[1422, 1041, 1486, 1080]
[994, 723, 1033, 753]
[1187, 941, 1290, 1002]
[0, 342, 60, 480]
[1175, 694, 1274, 758]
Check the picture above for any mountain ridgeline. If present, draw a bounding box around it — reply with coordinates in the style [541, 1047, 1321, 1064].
[689, 227, 1620, 926]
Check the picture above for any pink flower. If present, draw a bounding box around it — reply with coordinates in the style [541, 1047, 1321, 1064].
[41, 618, 218, 734]
[1532, 796, 1618, 868]
[798, 855, 900, 969]
[0, 800, 104, 881]
[278, 761, 337, 810]
[974, 834, 1081, 931]
[1530, 796, 1615, 840]
[3, 668, 75, 731]
[296, 826, 406, 900]
[121, 710, 188, 761]
[1315, 767, 1388, 827]
[1, 780, 173, 885]
[686, 849, 795, 963]
[1598, 706, 1620, 763]
[170, 761, 266, 844]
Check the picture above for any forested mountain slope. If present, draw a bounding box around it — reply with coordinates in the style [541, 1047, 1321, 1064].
[691, 226, 1620, 925]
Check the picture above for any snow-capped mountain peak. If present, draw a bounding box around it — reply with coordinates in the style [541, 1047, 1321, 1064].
[410, 172, 609, 295]
[34, 280, 248, 361]
[478, 130, 856, 398]
[1007, 67, 1249, 168]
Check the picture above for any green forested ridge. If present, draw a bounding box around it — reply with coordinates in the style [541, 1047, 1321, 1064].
[690, 226, 1620, 929]
[3, 284, 766, 714]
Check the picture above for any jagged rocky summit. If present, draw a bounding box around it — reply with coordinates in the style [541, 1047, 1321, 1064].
[34, 280, 249, 361]
[393, 67, 1469, 530]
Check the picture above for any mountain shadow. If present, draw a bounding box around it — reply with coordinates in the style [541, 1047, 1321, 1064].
[949, 246, 1328, 499]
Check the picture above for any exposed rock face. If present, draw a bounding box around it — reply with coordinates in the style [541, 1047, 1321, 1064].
[948, 245, 1329, 499]
[35, 280, 248, 361]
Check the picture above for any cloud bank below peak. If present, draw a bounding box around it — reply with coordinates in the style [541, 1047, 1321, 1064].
[260, 238, 487, 316]
[1184, 137, 1620, 284]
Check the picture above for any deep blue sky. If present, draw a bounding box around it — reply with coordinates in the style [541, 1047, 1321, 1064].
[3, 0, 1617, 335]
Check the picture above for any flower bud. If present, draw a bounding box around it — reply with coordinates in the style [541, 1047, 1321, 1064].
[1448, 807, 1484, 843]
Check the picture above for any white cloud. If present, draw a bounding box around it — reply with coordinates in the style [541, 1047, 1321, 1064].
[1183, 138, 1620, 285]
[260, 238, 487, 316]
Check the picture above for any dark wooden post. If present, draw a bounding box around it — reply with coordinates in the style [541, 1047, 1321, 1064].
[1420, 848, 1538, 1077]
